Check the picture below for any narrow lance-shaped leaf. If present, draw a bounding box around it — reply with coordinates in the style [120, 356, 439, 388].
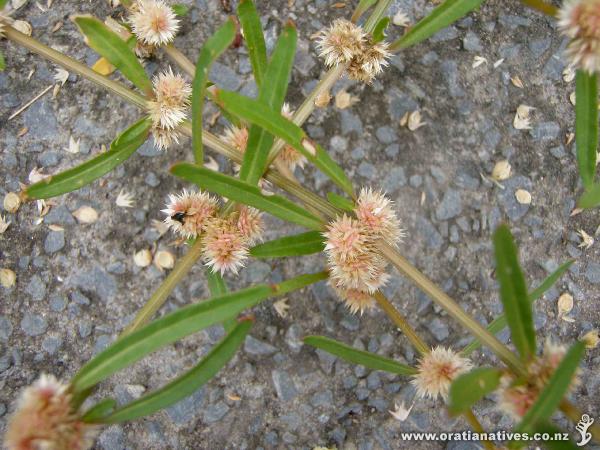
[578, 182, 600, 208]
[493, 225, 536, 362]
[171, 163, 324, 230]
[351, 0, 378, 22]
[390, 0, 485, 50]
[250, 231, 325, 258]
[0, 50, 5, 72]
[0, 0, 8, 9]
[514, 342, 585, 436]
[240, 22, 297, 185]
[25, 118, 151, 200]
[575, 70, 598, 190]
[71, 272, 325, 393]
[237, 0, 268, 87]
[462, 260, 573, 356]
[372, 17, 390, 43]
[98, 319, 252, 423]
[192, 18, 236, 163]
[205, 268, 236, 332]
[73, 15, 153, 95]
[448, 367, 502, 415]
[172, 4, 190, 16]
[216, 90, 354, 196]
[81, 399, 117, 422]
[304, 336, 417, 375]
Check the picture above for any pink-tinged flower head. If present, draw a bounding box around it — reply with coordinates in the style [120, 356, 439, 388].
[332, 284, 375, 315]
[317, 18, 367, 67]
[4, 374, 97, 450]
[496, 376, 538, 421]
[347, 40, 391, 84]
[147, 68, 191, 130]
[222, 125, 249, 152]
[237, 206, 263, 244]
[411, 347, 473, 401]
[323, 215, 368, 261]
[276, 104, 307, 171]
[162, 189, 219, 238]
[558, 0, 600, 73]
[328, 251, 390, 293]
[355, 187, 404, 245]
[203, 216, 249, 275]
[129, 0, 179, 46]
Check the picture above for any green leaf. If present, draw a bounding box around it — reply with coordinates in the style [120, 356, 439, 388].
[172, 4, 190, 16]
[448, 368, 502, 415]
[25, 118, 151, 200]
[372, 17, 390, 43]
[240, 22, 297, 185]
[216, 90, 354, 196]
[170, 163, 324, 230]
[100, 319, 252, 423]
[237, 0, 268, 88]
[531, 422, 579, 450]
[578, 183, 600, 208]
[352, 0, 378, 21]
[390, 0, 485, 50]
[205, 269, 236, 332]
[327, 192, 354, 212]
[0, 50, 5, 72]
[493, 224, 535, 362]
[72, 272, 324, 393]
[515, 342, 585, 435]
[462, 260, 573, 356]
[576, 70, 598, 190]
[250, 231, 325, 258]
[81, 398, 117, 422]
[73, 15, 152, 95]
[192, 19, 236, 163]
[304, 336, 417, 375]
[0, 0, 8, 9]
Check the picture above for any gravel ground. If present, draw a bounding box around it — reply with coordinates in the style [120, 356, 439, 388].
[1, 0, 600, 449]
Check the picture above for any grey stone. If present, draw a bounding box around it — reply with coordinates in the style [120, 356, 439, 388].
[203, 401, 229, 423]
[72, 265, 117, 302]
[382, 167, 406, 192]
[144, 172, 160, 187]
[26, 275, 46, 301]
[585, 263, 600, 284]
[529, 122, 561, 141]
[98, 426, 126, 450]
[463, 31, 482, 52]
[272, 370, 298, 401]
[416, 217, 443, 249]
[436, 189, 463, 220]
[285, 324, 303, 353]
[410, 174, 423, 187]
[49, 295, 67, 312]
[78, 320, 92, 338]
[499, 13, 531, 29]
[440, 60, 465, 98]
[37, 151, 61, 167]
[340, 110, 363, 136]
[366, 372, 381, 390]
[244, 335, 278, 356]
[41, 335, 62, 354]
[430, 26, 458, 42]
[20, 313, 48, 336]
[209, 62, 242, 91]
[0, 316, 13, 341]
[44, 206, 75, 225]
[384, 143, 399, 158]
[497, 176, 533, 221]
[528, 38, 551, 58]
[94, 335, 113, 353]
[165, 388, 205, 424]
[316, 348, 336, 374]
[44, 230, 65, 254]
[357, 162, 377, 179]
[23, 100, 58, 141]
[375, 126, 397, 144]
[427, 317, 450, 341]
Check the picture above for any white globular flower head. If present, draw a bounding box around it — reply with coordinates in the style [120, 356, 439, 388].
[151, 125, 181, 150]
[4, 374, 97, 450]
[162, 189, 219, 239]
[317, 18, 367, 67]
[558, 0, 600, 73]
[129, 0, 180, 46]
[411, 347, 473, 401]
[346, 39, 392, 84]
[331, 284, 376, 315]
[203, 215, 250, 275]
[147, 68, 191, 130]
[355, 187, 404, 245]
[222, 125, 249, 152]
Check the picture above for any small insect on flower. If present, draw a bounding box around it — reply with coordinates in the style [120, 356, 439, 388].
[346, 40, 391, 84]
[332, 285, 375, 315]
[203, 216, 249, 275]
[355, 188, 404, 245]
[4, 374, 97, 450]
[147, 68, 191, 131]
[129, 0, 180, 47]
[316, 18, 367, 67]
[162, 189, 219, 239]
[558, 0, 600, 73]
[411, 347, 473, 401]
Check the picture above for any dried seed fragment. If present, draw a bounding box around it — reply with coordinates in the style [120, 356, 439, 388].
[515, 189, 531, 204]
[73, 206, 98, 224]
[407, 110, 426, 131]
[513, 105, 534, 130]
[557, 292, 574, 319]
[0, 214, 10, 233]
[273, 298, 290, 318]
[582, 329, 599, 349]
[510, 75, 524, 88]
[314, 90, 331, 108]
[392, 10, 410, 27]
[134, 249, 152, 267]
[3, 192, 21, 213]
[12, 20, 32, 36]
[472, 56, 487, 68]
[491, 160, 511, 181]
[563, 65, 576, 82]
[577, 229, 594, 249]
[154, 250, 175, 270]
[0, 268, 16, 288]
[334, 90, 358, 109]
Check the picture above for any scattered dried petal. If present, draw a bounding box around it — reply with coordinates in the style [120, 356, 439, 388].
[314, 90, 331, 108]
[334, 90, 358, 109]
[65, 136, 80, 154]
[116, 190, 135, 208]
[510, 75, 524, 88]
[12, 20, 32, 35]
[273, 298, 290, 318]
[557, 292, 574, 318]
[407, 110, 426, 131]
[582, 329, 599, 349]
[0, 214, 10, 233]
[392, 10, 410, 27]
[577, 229, 594, 249]
[513, 104, 535, 130]
[472, 56, 487, 68]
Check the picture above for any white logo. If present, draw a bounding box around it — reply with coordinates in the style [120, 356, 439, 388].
[576, 414, 594, 447]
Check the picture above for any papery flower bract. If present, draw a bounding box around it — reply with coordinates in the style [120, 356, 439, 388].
[558, 0, 600, 73]
[317, 18, 366, 67]
[4, 374, 96, 450]
[332, 284, 375, 315]
[237, 206, 263, 245]
[129, 0, 179, 46]
[323, 215, 368, 261]
[162, 189, 219, 238]
[328, 250, 390, 293]
[203, 216, 249, 275]
[346, 40, 391, 84]
[411, 347, 473, 401]
[222, 125, 249, 152]
[277, 104, 307, 171]
[147, 68, 191, 130]
[355, 187, 404, 245]
[151, 125, 181, 150]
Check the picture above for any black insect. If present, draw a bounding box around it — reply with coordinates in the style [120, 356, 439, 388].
[171, 212, 186, 223]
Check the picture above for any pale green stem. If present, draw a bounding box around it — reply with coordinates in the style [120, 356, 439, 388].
[363, 0, 393, 32]
[164, 44, 196, 75]
[519, 0, 558, 16]
[464, 410, 496, 450]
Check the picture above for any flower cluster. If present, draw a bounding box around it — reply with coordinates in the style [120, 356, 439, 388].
[4, 374, 96, 450]
[316, 18, 391, 83]
[558, 0, 600, 73]
[221, 104, 307, 173]
[129, 0, 179, 57]
[147, 68, 191, 150]
[496, 341, 579, 420]
[323, 188, 403, 314]
[411, 347, 473, 401]
[163, 190, 263, 275]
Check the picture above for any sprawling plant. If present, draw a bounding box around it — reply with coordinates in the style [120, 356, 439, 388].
[0, 0, 598, 448]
